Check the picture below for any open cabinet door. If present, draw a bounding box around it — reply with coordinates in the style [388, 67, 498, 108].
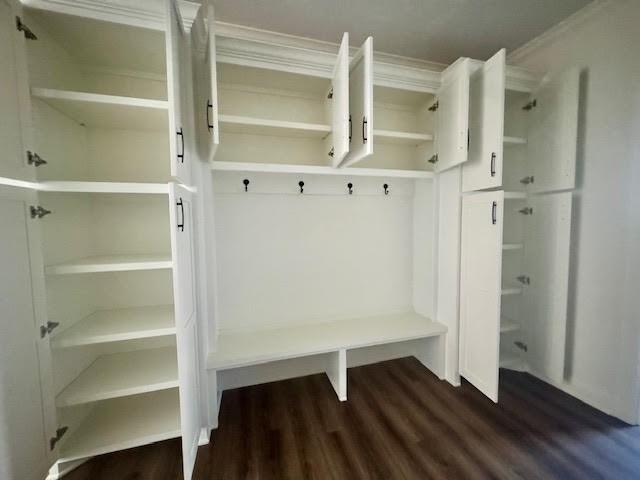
[459, 191, 504, 402]
[191, 0, 219, 163]
[166, 0, 191, 184]
[462, 49, 505, 192]
[526, 68, 579, 193]
[522, 192, 572, 383]
[328, 32, 349, 167]
[340, 37, 372, 167]
[169, 184, 201, 479]
[434, 58, 471, 172]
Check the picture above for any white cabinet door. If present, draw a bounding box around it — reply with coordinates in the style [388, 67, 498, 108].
[340, 37, 373, 167]
[435, 58, 471, 172]
[526, 68, 580, 193]
[168, 184, 200, 479]
[459, 190, 503, 402]
[191, 0, 219, 163]
[329, 32, 350, 167]
[523, 192, 572, 383]
[462, 49, 505, 192]
[166, 0, 191, 185]
[0, 0, 33, 181]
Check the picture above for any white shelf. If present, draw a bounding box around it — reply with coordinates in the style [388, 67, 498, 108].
[218, 114, 331, 138]
[56, 347, 177, 407]
[59, 389, 180, 462]
[51, 305, 175, 349]
[504, 136, 527, 145]
[502, 243, 524, 251]
[504, 191, 527, 199]
[211, 161, 434, 179]
[208, 311, 446, 370]
[374, 129, 433, 146]
[31, 88, 168, 131]
[45, 254, 172, 275]
[501, 285, 523, 296]
[36, 181, 169, 194]
[500, 353, 522, 369]
[500, 318, 520, 333]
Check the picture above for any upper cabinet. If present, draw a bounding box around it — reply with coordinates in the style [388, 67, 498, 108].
[463, 50, 506, 192]
[340, 37, 373, 167]
[328, 33, 350, 167]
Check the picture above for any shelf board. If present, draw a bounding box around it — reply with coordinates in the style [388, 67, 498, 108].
[218, 114, 331, 138]
[31, 88, 168, 131]
[208, 311, 447, 370]
[501, 285, 523, 296]
[502, 243, 524, 251]
[504, 136, 527, 145]
[374, 129, 433, 146]
[51, 305, 175, 349]
[500, 318, 520, 333]
[500, 353, 522, 369]
[36, 181, 169, 194]
[45, 254, 172, 275]
[211, 161, 434, 179]
[59, 389, 180, 462]
[504, 191, 527, 200]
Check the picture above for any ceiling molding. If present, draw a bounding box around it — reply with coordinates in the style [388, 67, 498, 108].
[508, 0, 613, 64]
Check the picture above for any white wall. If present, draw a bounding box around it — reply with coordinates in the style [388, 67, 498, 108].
[510, 0, 640, 423]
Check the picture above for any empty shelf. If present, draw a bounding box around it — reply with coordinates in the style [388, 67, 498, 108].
[208, 312, 446, 370]
[504, 191, 527, 199]
[501, 286, 523, 296]
[36, 181, 169, 194]
[500, 318, 520, 333]
[504, 136, 527, 145]
[502, 243, 524, 251]
[31, 88, 168, 131]
[51, 305, 175, 348]
[219, 114, 330, 138]
[374, 129, 433, 145]
[59, 389, 180, 462]
[56, 347, 178, 407]
[45, 254, 172, 275]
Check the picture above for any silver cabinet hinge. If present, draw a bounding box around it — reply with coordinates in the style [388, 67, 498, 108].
[328, 147, 334, 157]
[327, 88, 333, 99]
[517, 275, 531, 285]
[520, 175, 535, 185]
[519, 207, 533, 215]
[27, 151, 47, 167]
[40, 321, 60, 339]
[15, 16, 37, 40]
[522, 99, 537, 111]
[428, 154, 439, 164]
[30, 205, 52, 219]
[514, 341, 528, 352]
[50, 426, 68, 450]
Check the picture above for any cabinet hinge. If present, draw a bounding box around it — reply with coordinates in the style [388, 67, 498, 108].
[30, 205, 52, 219]
[328, 147, 334, 157]
[516, 275, 531, 285]
[428, 154, 439, 164]
[27, 150, 47, 167]
[520, 175, 535, 185]
[40, 321, 60, 339]
[519, 207, 533, 215]
[50, 426, 68, 450]
[15, 16, 37, 40]
[522, 99, 537, 111]
[514, 341, 528, 352]
[428, 101, 439, 112]
[327, 88, 333, 99]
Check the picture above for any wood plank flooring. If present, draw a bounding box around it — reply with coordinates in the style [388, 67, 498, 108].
[64, 357, 640, 480]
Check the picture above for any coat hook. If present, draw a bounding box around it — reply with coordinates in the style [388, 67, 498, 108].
[298, 180, 304, 194]
[243, 179, 249, 192]
[383, 183, 389, 195]
[347, 182, 353, 195]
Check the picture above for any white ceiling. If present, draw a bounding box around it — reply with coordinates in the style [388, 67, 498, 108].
[212, 0, 592, 64]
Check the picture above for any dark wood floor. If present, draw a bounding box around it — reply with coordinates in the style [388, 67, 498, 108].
[65, 357, 640, 480]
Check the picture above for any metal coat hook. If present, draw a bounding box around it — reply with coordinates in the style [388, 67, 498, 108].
[383, 183, 389, 195]
[347, 182, 353, 195]
[298, 180, 304, 194]
[243, 179, 249, 192]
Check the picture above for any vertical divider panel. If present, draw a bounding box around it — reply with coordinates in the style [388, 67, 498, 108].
[329, 32, 350, 167]
[326, 349, 347, 401]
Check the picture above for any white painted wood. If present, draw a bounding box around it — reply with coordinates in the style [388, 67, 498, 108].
[219, 114, 330, 137]
[30, 88, 168, 130]
[459, 190, 503, 402]
[166, 0, 191, 184]
[208, 312, 446, 370]
[340, 37, 373, 167]
[51, 305, 175, 348]
[526, 68, 580, 193]
[329, 33, 350, 167]
[504, 191, 527, 199]
[168, 183, 200, 480]
[36, 181, 169, 194]
[45, 254, 172, 275]
[523, 192, 572, 383]
[434, 58, 470, 172]
[501, 286, 523, 296]
[504, 136, 527, 145]
[59, 389, 181, 463]
[325, 349, 347, 401]
[56, 347, 178, 407]
[463, 49, 505, 191]
[500, 317, 519, 333]
[502, 243, 523, 251]
[373, 129, 434, 145]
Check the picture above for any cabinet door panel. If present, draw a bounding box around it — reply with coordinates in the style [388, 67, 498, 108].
[329, 32, 349, 167]
[340, 37, 372, 167]
[523, 192, 572, 383]
[436, 58, 470, 172]
[462, 49, 505, 192]
[168, 184, 200, 479]
[166, 0, 191, 184]
[460, 190, 503, 402]
[527, 68, 579, 193]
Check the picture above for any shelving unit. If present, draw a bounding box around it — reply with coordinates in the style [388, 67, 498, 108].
[44, 254, 172, 275]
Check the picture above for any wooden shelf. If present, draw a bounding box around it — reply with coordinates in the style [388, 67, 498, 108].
[500, 318, 520, 333]
[31, 88, 168, 131]
[36, 181, 169, 194]
[51, 305, 175, 349]
[502, 243, 523, 251]
[208, 312, 446, 370]
[211, 161, 434, 179]
[504, 136, 527, 145]
[59, 389, 180, 462]
[373, 129, 433, 146]
[501, 285, 523, 296]
[218, 114, 331, 138]
[45, 254, 172, 275]
[56, 347, 178, 407]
